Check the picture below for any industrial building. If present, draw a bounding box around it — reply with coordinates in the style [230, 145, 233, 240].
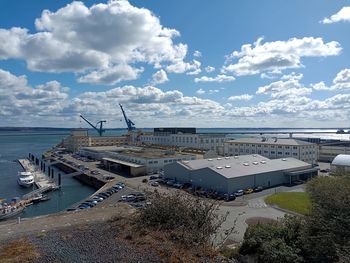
[164, 154, 318, 193]
[136, 127, 227, 154]
[79, 145, 196, 176]
[318, 141, 350, 162]
[331, 154, 350, 174]
[62, 129, 127, 152]
[224, 138, 318, 164]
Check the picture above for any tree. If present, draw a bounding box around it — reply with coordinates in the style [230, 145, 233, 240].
[302, 176, 350, 262]
[239, 216, 304, 263]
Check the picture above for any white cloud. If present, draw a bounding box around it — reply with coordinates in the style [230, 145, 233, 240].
[322, 7, 350, 24]
[151, 69, 169, 85]
[196, 88, 205, 95]
[194, 74, 235, 83]
[228, 94, 253, 101]
[166, 59, 201, 75]
[193, 50, 202, 57]
[257, 73, 312, 98]
[205, 66, 215, 73]
[0, 1, 191, 84]
[209, 89, 219, 94]
[312, 68, 350, 91]
[222, 37, 341, 76]
[0, 69, 69, 120]
[78, 65, 143, 85]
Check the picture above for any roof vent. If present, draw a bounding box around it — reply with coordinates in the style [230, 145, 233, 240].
[216, 166, 223, 169]
[225, 157, 230, 160]
[234, 156, 239, 159]
[183, 160, 189, 164]
[217, 158, 222, 160]
[208, 159, 213, 161]
[282, 158, 287, 161]
[225, 165, 231, 168]
[252, 161, 258, 165]
[261, 160, 266, 164]
[253, 154, 257, 157]
[243, 162, 249, 166]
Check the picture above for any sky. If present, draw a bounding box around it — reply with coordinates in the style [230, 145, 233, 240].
[0, 0, 350, 128]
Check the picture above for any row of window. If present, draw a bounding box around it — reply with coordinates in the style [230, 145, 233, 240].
[227, 144, 315, 150]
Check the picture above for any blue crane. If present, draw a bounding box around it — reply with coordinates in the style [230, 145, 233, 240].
[79, 115, 106, 136]
[119, 104, 135, 132]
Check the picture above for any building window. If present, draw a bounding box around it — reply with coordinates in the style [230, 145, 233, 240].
[278, 152, 282, 155]
[271, 151, 275, 154]
[293, 146, 297, 149]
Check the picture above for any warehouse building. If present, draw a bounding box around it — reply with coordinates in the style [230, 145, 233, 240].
[79, 145, 196, 176]
[164, 154, 318, 193]
[224, 138, 318, 164]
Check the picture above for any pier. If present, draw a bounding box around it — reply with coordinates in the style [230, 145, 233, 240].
[17, 158, 59, 200]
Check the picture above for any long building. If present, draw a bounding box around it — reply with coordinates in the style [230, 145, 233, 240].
[224, 138, 318, 164]
[136, 128, 227, 154]
[79, 145, 196, 176]
[164, 154, 318, 193]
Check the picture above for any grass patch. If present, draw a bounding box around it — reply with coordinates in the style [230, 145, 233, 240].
[0, 239, 40, 263]
[265, 192, 311, 215]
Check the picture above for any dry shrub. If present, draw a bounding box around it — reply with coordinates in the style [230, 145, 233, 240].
[134, 191, 234, 247]
[0, 239, 40, 263]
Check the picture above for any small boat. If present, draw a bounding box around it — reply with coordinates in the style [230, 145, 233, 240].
[32, 194, 50, 203]
[0, 206, 25, 220]
[17, 171, 34, 187]
[0, 198, 25, 220]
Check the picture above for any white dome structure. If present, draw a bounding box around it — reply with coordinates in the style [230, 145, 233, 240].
[331, 154, 350, 174]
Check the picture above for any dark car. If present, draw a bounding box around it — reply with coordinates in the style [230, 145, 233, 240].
[254, 186, 263, 192]
[97, 193, 109, 198]
[149, 175, 159, 180]
[224, 193, 236, 201]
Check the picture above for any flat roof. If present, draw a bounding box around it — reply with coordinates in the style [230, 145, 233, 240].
[81, 145, 142, 152]
[178, 154, 311, 178]
[111, 150, 193, 159]
[102, 157, 144, 168]
[225, 137, 314, 146]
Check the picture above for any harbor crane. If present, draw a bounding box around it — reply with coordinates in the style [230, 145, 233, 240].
[79, 115, 106, 136]
[119, 104, 136, 132]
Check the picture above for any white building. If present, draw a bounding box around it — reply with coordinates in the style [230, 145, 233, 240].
[224, 138, 318, 164]
[136, 128, 227, 154]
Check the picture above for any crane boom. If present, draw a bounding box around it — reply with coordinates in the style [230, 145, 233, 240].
[80, 115, 106, 136]
[119, 104, 135, 132]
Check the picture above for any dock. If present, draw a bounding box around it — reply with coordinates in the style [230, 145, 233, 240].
[17, 158, 58, 200]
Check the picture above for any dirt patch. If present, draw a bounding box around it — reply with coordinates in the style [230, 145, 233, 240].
[0, 239, 39, 263]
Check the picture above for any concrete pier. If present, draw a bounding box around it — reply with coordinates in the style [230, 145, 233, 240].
[17, 158, 58, 199]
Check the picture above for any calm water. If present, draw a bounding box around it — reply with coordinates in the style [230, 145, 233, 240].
[0, 127, 348, 219]
[0, 131, 95, 218]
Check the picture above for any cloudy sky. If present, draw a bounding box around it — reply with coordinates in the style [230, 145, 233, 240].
[0, 0, 350, 128]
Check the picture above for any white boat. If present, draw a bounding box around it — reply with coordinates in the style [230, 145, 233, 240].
[17, 171, 34, 187]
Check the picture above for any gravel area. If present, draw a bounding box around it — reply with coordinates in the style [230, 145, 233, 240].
[28, 223, 162, 263]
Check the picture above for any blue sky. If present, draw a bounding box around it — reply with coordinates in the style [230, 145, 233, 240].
[0, 0, 350, 128]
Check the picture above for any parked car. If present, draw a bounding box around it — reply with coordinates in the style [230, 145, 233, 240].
[254, 186, 263, 192]
[149, 175, 159, 180]
[235, 189, 244, 196]
[244, 188, 254, 194]
[150, 181, 159, 187]
[224, 193, 236, 201]
[173, 182, 183, 188]
[166, 180, 175, 186]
